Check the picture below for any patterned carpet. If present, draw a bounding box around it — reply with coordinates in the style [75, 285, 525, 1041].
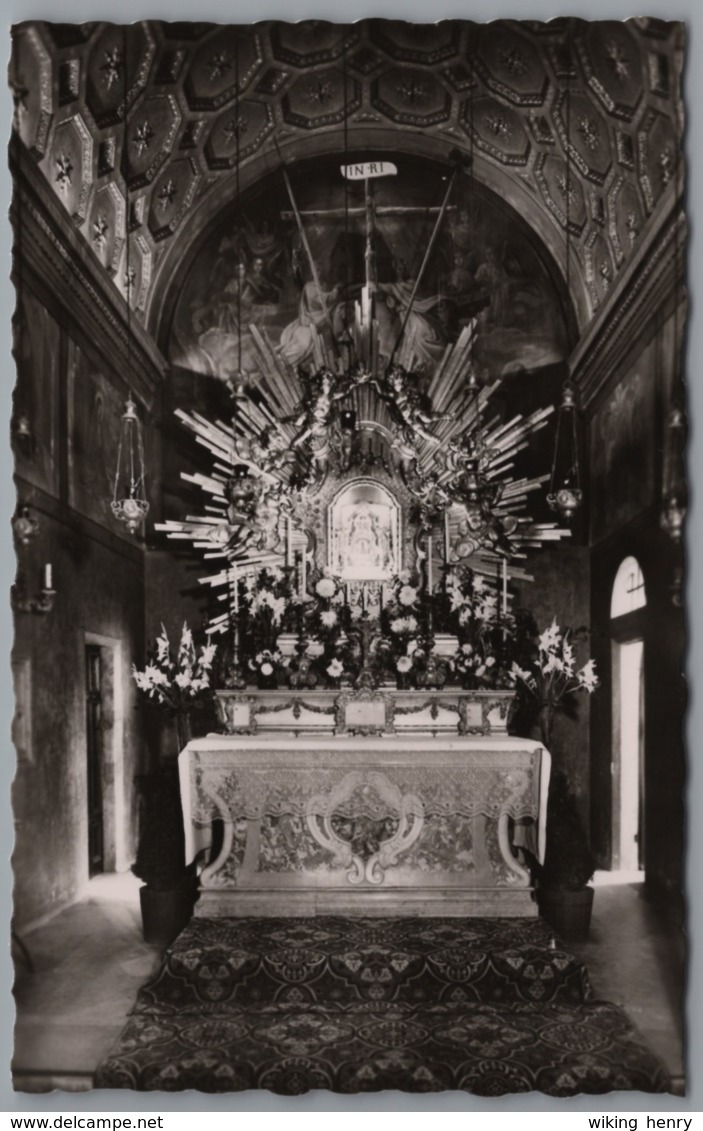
[95, 917, 670, 1097]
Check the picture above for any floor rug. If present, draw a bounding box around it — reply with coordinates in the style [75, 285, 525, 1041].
[95, 917, 670, 1097]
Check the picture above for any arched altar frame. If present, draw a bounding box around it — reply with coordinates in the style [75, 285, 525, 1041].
[327, 477, 402, 583]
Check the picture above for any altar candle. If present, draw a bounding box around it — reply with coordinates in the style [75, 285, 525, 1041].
[286, 516, 292, 568]
[427, 536, 433, 594]
[444, 512, 450, 564]
[44, 563, 52, 590]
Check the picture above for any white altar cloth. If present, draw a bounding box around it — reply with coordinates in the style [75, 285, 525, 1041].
[178, 734, 550, 918]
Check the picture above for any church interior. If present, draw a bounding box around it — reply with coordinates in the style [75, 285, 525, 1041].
[9, 17, 688, 1099]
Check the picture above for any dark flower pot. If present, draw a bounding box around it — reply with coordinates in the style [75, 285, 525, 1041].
[537, 885, 594, 940]
[139, 874, 198, 948]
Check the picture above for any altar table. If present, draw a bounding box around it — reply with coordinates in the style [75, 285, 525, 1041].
[179, 735, 550, 918]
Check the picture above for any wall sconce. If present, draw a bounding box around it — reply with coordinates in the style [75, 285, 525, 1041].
[12, 563, 56, 615]
[660, 405, 686, 544]
[11, 505, 39, 546]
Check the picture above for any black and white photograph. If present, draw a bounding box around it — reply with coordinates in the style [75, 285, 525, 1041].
[7, 14, 690, 1103]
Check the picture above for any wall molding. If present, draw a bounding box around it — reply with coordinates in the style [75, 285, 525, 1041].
[10, 136, 168, 412]
[570, 178, 685, 413]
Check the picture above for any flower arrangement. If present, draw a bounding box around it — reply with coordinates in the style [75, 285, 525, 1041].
[380, 570, 432, 685]
[247, 648, 284, 688]
[508, 618, 600, 908]
[132, 623, 217, 750]
[451, 642, 497, 688]
[442, 567, 514, 689]
[510, 618, 599, 746]
[300, 568, 358, 687]
[240, 565, 292, 651]
[132, 623, 217, 711]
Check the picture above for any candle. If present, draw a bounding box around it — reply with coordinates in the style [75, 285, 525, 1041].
[427, 536, 433, 594]
[44, 563, 53, 590]
[444, 512, 450, 564]
[286, 516, 292, 568]
[362, 585, 368, 613]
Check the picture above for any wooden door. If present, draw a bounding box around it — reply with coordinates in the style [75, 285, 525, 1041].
[85, 644, 104, 876]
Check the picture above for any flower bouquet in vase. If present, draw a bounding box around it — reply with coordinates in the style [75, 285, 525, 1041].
[511, 618, 599, 939]
[131, 623, 217, 946]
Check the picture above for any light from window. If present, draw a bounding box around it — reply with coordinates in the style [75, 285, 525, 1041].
[611, 555, 646, 618]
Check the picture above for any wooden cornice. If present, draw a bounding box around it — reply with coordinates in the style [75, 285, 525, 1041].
[9, 135, 168, 411]
[569, 178, 685, 413]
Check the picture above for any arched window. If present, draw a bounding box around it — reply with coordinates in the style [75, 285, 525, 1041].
[610, 556, 646, 619]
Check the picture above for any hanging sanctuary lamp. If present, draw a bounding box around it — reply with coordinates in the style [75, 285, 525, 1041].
[111, 30, 149, 536]
[547, 44, 583, 525]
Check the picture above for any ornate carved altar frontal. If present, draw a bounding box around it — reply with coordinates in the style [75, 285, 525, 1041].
[180, 735, 550, 918]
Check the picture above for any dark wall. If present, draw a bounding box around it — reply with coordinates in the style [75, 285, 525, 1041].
[586, 309, 685, 903]
[12, 506, 145, 928]
[12, 268, 157, 927]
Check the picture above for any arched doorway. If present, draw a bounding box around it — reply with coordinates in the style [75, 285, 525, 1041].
[610, 556, 646, 873]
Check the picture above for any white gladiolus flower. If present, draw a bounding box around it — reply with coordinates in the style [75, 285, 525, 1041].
[156, 628, 170, 663]
[577, 658, 599, 692]
[538, 618, 561, 653]
[175, 672, 192, 689]
[511, 661, 534, 684]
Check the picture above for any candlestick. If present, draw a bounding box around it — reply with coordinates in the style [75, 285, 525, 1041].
[427, 536, 433, 594]
[44, 563, 52, 590]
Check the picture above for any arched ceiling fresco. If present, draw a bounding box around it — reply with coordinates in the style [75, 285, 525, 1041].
[170, 152, 569, 384]
[10, 18, 683, 337]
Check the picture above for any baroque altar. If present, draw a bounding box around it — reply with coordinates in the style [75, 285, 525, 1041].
[180, 733, 550, 919]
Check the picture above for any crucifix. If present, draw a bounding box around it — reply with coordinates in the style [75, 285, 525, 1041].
[280, 158, 460, 364]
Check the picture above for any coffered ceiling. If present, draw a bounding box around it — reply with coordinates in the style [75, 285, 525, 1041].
[10, 18, 683, 337]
